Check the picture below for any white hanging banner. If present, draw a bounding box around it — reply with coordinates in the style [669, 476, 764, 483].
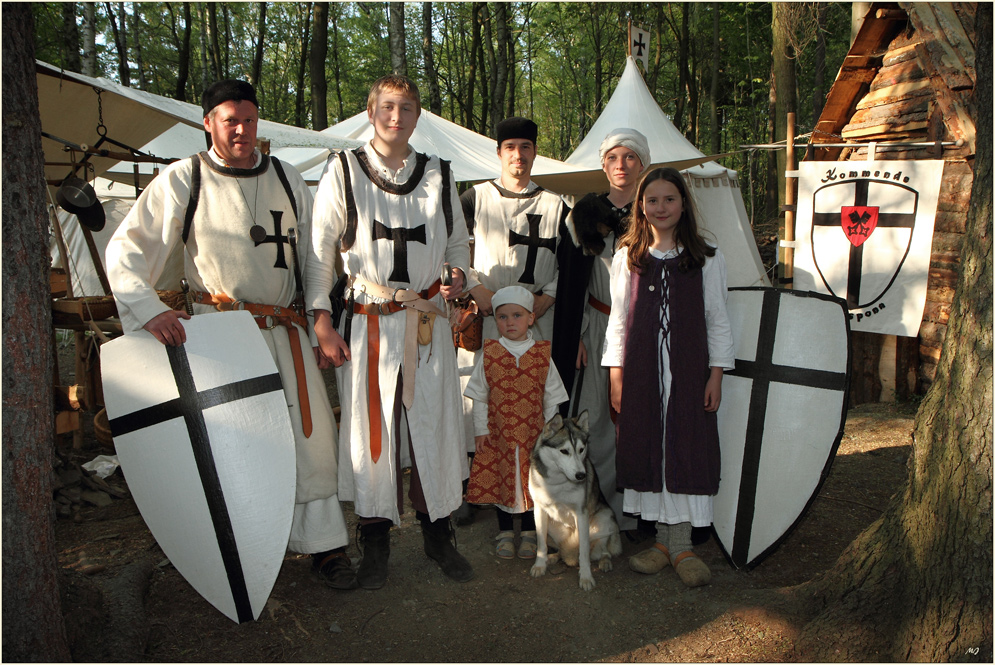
[793, 160, 944, 336]
[629, 25, 651, 71]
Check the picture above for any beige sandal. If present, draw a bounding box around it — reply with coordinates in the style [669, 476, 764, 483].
[495, 531, 515, 559]
[517, 531, 538, 559]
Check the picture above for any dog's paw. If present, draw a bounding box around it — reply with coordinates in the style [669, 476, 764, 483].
[598, 556, 613, 572]
[530, 562, 547, 578]
[578, 573, 596, 591]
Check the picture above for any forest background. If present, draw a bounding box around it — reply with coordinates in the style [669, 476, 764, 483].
[32, 1, 856, 230]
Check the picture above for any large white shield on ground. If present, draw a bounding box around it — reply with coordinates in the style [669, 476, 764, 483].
[101, 311, 296, 623]
[713, 288, 850, 569]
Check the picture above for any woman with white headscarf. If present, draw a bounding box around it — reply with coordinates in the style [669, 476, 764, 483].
[552, 128, 650, 535]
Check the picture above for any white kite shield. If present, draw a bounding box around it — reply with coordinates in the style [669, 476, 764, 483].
[100, 311, 296, 623]
[714, 288, 851, 570]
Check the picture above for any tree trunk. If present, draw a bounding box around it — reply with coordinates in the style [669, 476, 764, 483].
[330, 3, 344, 121]
[207, 2, 223, 80]
[174, 2, 192, 101]
[464, 2, 482, 133]
[311, 2, 329, 130]
[792, 7, 992, 661]
[294, 3, 312, 127]
[482, 4, 497, 136]
[772, 2, 796, 208]
[198, 4, 210, 92]
[422, 3, 443, 115]
[388, 2, 407, 76]
[710, 2, 721, 155]
[252, 2, 267, 86]
[674, 3, 689, 133]
[130, 3, 147, 89]
[80, 1, 97, 76]
[61, 2, 81, 73]
[105, 2, 130, 86]
[506, 4, 516, 118]
[491, 2, 509, 129]
[1, 5, 71, 661]
[766, 61, 778, 226]
[812, 3, 827, 122]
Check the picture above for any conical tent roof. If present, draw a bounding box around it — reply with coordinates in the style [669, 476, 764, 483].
[566, 57, 769, 287]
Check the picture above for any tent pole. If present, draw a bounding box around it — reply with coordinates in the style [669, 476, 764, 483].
[783, 112, 797, 289]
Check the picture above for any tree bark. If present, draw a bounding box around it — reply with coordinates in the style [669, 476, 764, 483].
[129, 3, 147, 89]
[388, 2, 407, 76]
[464, 2, 483, 133]
[421, 3, 443, 115]
[173, 2, 192, 101]
[812, 3, 827, 122]
[80, 1, 97, 76]
[251, 2, 268, 86]
[329, 3, 344, 121]
[792, 7, 992, 661]
[311, 2, 329, 129]
[294, 3, 312, 127]
[772, 2, 797, 208]
[491, 2, 510, 129]
[207, 2, 223, 80]
[710, 2, 721, 155]
[61, 2, 82, 73]
[1, 4, 71, 661]
[674, 3, 689, 134]
[105, 2, 130, 86]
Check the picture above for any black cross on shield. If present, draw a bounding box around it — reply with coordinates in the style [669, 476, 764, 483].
[108, 344, 284, 624]
[373, 220, 427, 283]
[250, 210, 291, 270]
[812, 179, 917, 309]
[509, 213, 556, 284]
[722, 288, 849, 569]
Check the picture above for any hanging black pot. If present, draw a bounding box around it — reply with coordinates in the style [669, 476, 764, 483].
[56, 176, 106, 232]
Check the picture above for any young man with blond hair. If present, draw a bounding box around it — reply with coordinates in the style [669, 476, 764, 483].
[307, 75, 474, 589]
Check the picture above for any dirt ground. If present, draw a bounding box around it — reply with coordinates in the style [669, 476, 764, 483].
[54, 324, 916, 664]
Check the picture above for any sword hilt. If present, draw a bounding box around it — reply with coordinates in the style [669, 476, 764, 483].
[180, 278, 194, 316]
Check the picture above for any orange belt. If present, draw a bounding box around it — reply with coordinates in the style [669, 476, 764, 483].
[193, 292, 312, 438]
[352, 280, 441, 463]
[588, 294, 611, 316]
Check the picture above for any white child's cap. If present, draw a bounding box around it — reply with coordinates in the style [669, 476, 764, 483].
[599, 128, 651, 170]
[491, 285, 534, 313]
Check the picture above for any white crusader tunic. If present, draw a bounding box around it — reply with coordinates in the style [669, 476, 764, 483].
[307, 143, 472, 524]
[602, 245, 736, 527]
[106, 148, 347, 553]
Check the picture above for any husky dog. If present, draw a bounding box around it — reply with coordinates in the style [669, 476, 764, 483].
[529, 411, 622, 590]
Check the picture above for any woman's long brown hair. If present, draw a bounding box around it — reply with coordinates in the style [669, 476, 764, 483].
[618, 167, 715, 274]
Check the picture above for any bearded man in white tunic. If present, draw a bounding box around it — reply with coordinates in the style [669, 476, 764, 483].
[308, 75, 474, 590]
[106, 80, 355, 590]
[452, 117, 570, 523]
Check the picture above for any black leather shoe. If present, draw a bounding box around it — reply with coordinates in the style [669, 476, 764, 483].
[312, 551, 358, 590]
[419, 513, 474, 583]
[357, 521, 391, 590]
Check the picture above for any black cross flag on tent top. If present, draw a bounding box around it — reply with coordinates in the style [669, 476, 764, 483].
[628, 22, 650, 71]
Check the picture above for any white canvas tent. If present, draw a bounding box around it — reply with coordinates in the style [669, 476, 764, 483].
[305, 109, 584, 185]
[38, 60, 360, 189]
[563, 57, 770, 288]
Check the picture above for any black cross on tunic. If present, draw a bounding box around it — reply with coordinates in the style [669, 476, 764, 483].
[723, 289, 848, 569]
[509, 213, 556, 284]
[373, 220, 427, 283]
[252, 210, 290, 270]
[813, 180, 916, 309]
[108, 345, 284, 623]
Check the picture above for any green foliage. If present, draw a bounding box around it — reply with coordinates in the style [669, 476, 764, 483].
[33, 2, 853, 219]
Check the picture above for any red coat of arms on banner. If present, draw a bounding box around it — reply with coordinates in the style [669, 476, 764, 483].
[811, 179, 917, 310]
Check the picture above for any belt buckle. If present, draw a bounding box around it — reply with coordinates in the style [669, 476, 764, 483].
[259, 315, 278, 330]
[391, 287, 404, 306]
[377, 301, 391, 316]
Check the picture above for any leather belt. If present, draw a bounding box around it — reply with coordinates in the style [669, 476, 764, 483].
[193, 291, 313, 438]
[588, 294, 611, 316]
[348, 277, 443, 463]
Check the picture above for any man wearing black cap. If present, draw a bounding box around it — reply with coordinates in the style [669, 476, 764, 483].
[106, 80, 356, 590]
[452, 117, 570, 524]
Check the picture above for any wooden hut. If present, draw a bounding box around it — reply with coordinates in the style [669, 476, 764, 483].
[810, 1, 978, 404]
